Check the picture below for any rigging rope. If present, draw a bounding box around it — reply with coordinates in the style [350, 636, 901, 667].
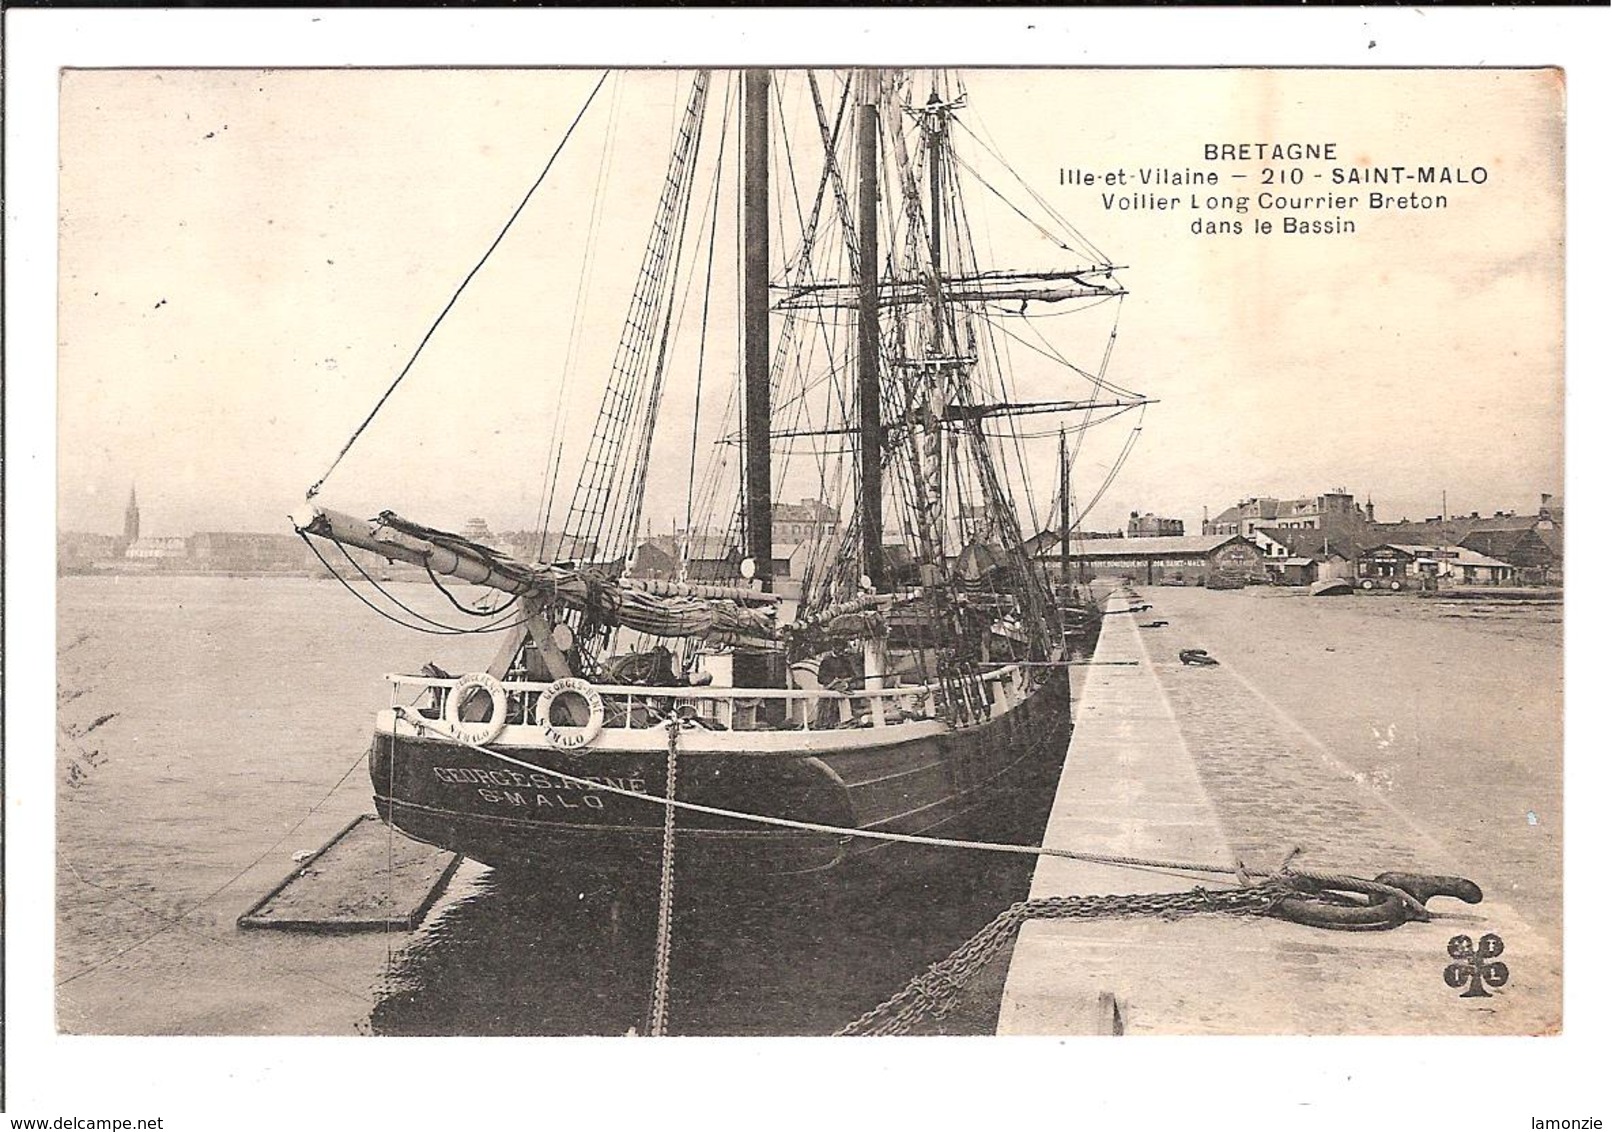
[953, 114, 1111, 266]
[683, 81, 733, 551]
[300, 531, 525, 637]
[425, 562, 520, 618]
[306, 71, 611, 501]
[538, 72, 626, 562]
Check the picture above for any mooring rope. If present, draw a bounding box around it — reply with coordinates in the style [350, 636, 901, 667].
[397, 708, 1258, 885]
[396, 707, 1442, 920]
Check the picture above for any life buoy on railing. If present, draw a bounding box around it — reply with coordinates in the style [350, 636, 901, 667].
[445, 672, 508, 746]
[536, 677, 607, 750]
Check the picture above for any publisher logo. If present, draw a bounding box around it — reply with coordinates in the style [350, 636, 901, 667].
[1444, 933, 1509, 998]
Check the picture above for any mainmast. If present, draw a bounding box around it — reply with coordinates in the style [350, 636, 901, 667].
[743, 69, 773, 592]
[857, 73, 884, 590]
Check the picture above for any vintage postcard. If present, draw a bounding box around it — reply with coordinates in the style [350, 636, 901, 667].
[7, 7, 1601, 1128]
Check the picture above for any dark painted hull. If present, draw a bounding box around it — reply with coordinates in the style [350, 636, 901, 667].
[370, 669, 1071, 886]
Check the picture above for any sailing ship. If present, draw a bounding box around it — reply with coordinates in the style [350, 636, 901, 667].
[294, 69, 1149, 881]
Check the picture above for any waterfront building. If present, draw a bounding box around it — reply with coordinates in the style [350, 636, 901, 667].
[1254, 527, 1361, 585]
[188, 531, 317, 572]
[1357, 542, 1520, 589]
[1032, 533, 1263, 586]
[1444, 548, 1517, 586]
[1458, 526, 1560, 584]
[1366, 495, 1561, 584]
[58, 531, 121, 574]
[1126, 511, 1185, 538]
[1356, 544, 1453, 589]
[124, 535, 189, 561]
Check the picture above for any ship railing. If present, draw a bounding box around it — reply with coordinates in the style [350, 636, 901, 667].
[386, 665, 1027, 734]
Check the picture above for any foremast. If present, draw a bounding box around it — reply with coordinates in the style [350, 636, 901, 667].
[856, 74, 884, 594]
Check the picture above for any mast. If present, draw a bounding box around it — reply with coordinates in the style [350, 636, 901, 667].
[857, 75, 883, 589]
[1059, 427, 1071, 591]
[926, 90, 945, 349]
[743, 69, 772, 591]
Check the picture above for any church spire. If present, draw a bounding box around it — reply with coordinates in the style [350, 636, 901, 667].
[124, 484, 141, 544]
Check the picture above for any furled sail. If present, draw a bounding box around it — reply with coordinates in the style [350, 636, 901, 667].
[295, 505, 779, 650]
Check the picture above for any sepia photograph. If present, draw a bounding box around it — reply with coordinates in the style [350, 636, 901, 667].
[7, 6, 1607, 1128]
[51, 59, 1564, 1035]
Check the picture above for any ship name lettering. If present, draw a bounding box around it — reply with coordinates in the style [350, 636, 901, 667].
[434, 765, 646, 798]
[530, 792, 606, 809]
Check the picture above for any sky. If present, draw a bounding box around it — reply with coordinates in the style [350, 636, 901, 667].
[56, 67, 1564, 540]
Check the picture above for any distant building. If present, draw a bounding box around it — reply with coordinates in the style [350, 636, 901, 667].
[1031, 533, 1263, 586]
[1205, 489, 1371, 537]
[1445, 548, 1517, 586]
[1254, 526, 1360, 585]
[1356, 542, 1517, 589]
[1539, 492, 1564, 526]
[628, 532, 738, 583]
[1126, 511, 1184, 538]
[1356, 543, 1472, 590]
[125, 536, 188, 561]
[771, 499, 840, 544]
[189, 531, 316, 572]
[58, 531, 120, 574]
[1366, 495, 1561, 585]
[507, 530, 596, 562]
[1459, 527, 1560, 585]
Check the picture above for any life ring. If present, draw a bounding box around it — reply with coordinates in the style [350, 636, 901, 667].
[445, 672, 508, 746]
[536, 677, 606, 750]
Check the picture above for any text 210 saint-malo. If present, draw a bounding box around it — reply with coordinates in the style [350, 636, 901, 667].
[1058, 141, 1487, 237]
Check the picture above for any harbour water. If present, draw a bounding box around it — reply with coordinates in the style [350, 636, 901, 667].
[55, 575, 1561, 1035]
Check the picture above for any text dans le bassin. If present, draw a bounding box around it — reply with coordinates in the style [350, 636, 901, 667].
[1057, 142, 1489, 237]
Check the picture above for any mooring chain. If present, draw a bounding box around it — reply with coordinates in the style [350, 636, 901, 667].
[646, 717, 681, 1037]
[835, 882, 1290, 1037]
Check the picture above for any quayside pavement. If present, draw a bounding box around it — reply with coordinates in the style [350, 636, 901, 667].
[997, 588, 1560, 1035]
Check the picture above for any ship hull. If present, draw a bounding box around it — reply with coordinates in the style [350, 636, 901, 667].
[369, 669, 1071, 885]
